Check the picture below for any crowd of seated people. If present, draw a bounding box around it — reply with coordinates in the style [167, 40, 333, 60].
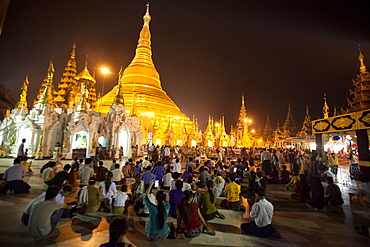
[1, 146, 357, 243]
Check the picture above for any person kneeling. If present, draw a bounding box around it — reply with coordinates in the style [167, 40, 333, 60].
[27, 186, 66, 237]
[241, 187, 280, 239]
[177, 190, 215, 238]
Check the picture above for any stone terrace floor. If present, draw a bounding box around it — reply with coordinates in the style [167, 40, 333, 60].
[0, 158, 369, 247]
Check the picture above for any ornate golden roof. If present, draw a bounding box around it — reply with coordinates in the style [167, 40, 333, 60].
[75, 60, 95, 82]
[97, 4, 193, 135]
[16, 75, 29, 109]
[37, 60, 56, 106]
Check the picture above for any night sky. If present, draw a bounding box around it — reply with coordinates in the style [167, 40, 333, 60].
[1, 0, 370, 132]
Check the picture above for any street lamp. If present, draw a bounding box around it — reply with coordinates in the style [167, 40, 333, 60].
[100, 68, 110, 95]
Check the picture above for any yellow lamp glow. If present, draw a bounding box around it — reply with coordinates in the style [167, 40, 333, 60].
[101, 68, 110, 74]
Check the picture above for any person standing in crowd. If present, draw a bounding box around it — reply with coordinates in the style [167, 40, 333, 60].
[306, 151, 325, 211]
[261, 148, 272, 175]
[144, 180, 171, 241]
[79, 158, 95, 187]
[241, 187, 280, 238]
[1, 158, 31, 194]
[17, 138, 26, 158]
[118, 146, 124, 161]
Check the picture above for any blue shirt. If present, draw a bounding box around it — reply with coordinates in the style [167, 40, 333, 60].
[142, 171, 155, 184]
[152, 166, 165, 180]
[3, 164, 25, 182]
[144, 197, 170, 235]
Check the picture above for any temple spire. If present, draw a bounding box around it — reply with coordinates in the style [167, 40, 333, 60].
[16, 75, 29, 109]
[323, 94, 329, 118]
[358, 45, 368, 74]
[37, 60, 55, 106]
[283, 103, 297, 137]
[54, 42, 78, 107]
[113, 79, 125, 106]
[76, 81, 88, 112]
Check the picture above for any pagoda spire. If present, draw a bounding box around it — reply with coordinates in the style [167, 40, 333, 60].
[263, 114, 273, 139]
[123, 2, 161, 89]
[299, 105, 312, 136]
[358, 45, 368, 74]
[113, 79, 125, 106]
[16, 75, 29, 110]
[37, 60, 55, 106]
[283, 103, 297, 137]
[237, 93, 247, 127]
[323, 94, 329, 119]
[55, 42, 78, 107]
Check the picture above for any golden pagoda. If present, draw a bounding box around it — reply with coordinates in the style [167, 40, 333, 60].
[16, 75, 29, 110]
[36, 60, 56, 107]
[97, 3, 194, 146]
[54, 43, 78, 108]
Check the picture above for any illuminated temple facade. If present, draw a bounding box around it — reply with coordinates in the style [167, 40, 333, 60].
[0, 5, 205, 159]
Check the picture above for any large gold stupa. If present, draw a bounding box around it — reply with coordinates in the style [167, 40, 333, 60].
[97, 4, 195, 146]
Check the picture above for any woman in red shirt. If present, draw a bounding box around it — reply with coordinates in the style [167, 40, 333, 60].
[176, 190, 215, 238]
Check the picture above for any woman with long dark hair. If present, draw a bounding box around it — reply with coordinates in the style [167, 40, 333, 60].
[199, 180, 225, 220]
[99, 172, 117, 206]
[144, 180, 171, 241]
[177, 190, 215, 238]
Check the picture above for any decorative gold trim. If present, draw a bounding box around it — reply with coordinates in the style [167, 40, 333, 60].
[359, 160, 370, 167]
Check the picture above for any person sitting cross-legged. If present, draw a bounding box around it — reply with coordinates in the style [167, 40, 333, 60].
[27, 186, 69, 237]
[199, 180, 225, 220]
[241, 187, 280, 239]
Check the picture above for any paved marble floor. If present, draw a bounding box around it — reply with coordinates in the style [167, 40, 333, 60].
[0, 158, 369, 247]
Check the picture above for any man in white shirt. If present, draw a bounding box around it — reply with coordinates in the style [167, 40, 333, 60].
[260, 148, 272, 175]
[142, 157, 150, 169]
[241, 187, 280, 238]
[173, 159, 181, 173]
[112, 164, 125, 184]
[17, 138, 26, 158]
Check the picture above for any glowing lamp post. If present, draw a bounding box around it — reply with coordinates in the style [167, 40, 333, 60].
[100, 68, 110, 95]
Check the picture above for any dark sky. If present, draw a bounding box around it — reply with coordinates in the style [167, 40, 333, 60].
[1, 0, 370, 131]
